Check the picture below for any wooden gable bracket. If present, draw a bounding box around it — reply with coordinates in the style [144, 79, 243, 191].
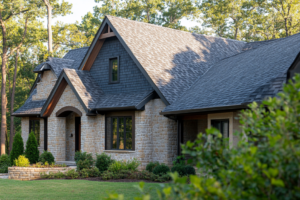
[82, 25, 116, 71]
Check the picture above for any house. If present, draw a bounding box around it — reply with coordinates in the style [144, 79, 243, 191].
[13, 15, 300, 168]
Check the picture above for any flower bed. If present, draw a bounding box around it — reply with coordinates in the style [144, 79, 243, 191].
[8, 166, 74, 181]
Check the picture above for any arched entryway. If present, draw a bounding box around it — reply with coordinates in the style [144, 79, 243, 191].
[56, 106, 82, 161]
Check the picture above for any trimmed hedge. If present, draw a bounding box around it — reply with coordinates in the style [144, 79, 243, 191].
[10, 133, 24, 165]
[95, 153, 114, 172]
[39, 151, 55, 164]
[146, 161, 159, 173]
[25, 132, 39, 164]
[0, 154, 11, 173]
[75, 151, 94, 170]
[153, 163, 170, 175]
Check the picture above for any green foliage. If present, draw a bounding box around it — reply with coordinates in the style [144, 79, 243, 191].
[153, 163, 170, 175]
[38, 151, 55, 164]
[108, 160, 127, 173]
[108, 158, 141, 173]
[25, 132, 39, 164]
[146, 161, 159, 173]
[75, 151, 94, 170]
[53, 171, 65, 179]
[101, 171, 114, 180]
[171, 164, 186, 176]
[0, 154, 11, 173]
[184, 165, 196, 175]
[95, 153, 114, 172]
[126, 158, 140, 171]
[14, 155, 30, 167]
[66, 169, 79, 179]
[10, 133, 24, 165]
[80, 167, 100, 178]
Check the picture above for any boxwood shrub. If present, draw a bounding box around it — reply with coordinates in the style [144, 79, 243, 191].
[153, 163, 170, 175]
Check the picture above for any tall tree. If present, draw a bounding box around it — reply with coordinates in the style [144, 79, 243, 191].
[42, 0, 72, 54]
[0, 0, 33, 155]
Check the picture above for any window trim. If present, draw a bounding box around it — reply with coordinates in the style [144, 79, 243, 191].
[108, 56, 120, 84]
[29, 118, 40, 146]
[105, 111, 135, 151]
[207, 112, 233, 148]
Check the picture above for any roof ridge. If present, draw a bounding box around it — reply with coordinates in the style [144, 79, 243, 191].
[106, 15, 244, 44]
[67, 47, 89, 52]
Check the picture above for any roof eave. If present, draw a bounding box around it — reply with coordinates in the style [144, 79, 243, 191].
[160, 104, 249, 116]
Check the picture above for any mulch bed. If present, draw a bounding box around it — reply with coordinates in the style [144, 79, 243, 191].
[35, 177, 170, 183]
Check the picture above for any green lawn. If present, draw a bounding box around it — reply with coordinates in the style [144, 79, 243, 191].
[0, 179, 161, 200]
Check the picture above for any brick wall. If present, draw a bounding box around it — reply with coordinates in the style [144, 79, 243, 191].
[89, 37, 153, 93]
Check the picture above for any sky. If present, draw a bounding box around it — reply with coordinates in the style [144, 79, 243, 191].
[43, 0, 200, 28]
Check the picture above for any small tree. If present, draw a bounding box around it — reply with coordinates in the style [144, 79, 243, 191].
[25, 132, 39, 164]
[10, 133, 24, 165]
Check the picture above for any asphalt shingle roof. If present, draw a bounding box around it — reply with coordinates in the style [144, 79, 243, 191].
[64, 69, 154, 110]
[13, 89, 46, 116]
[163, 33, 300, 113]
[107, 15, 246, 104]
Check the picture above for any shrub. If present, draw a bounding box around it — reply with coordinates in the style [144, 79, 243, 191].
[80, 167, 100, 178]
[66, 169, 79, 179]
[95, 153, 114, 172]
[10, 133, 24, 165]
[126, 158, 140, 171]
[53, 171, 65, 179]
[171, 164, 186, 176]
[38, 151, 55, 164]
[184, 165, 196, 175]
[25, 132, 39, 164]
[14, 155, 30, 167]
[153, 163, 170, 175]
[75, 151, 94, 170]
[0, 154, 11, 173]
[146, 161, 159, 172]
[108, 160, 127, 173]
[102, 171, 114, 180]
[173, 155, 185, 165]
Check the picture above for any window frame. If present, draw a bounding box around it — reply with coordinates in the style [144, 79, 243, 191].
[108, 56, 120, 84]
[105, 111, 135, 151]
[29, 118, 40, 146]
[211, 119, 229, 138]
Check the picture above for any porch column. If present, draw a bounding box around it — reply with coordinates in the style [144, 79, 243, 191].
[177, 119, 183, 156]
[48, 116, 66, 161]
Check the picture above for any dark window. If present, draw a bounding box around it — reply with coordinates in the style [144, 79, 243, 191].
[105, 116, 134, 150]
[109, 57, 119, 83]
[29, 119, 40, 146]
[211, 119, 229, 139]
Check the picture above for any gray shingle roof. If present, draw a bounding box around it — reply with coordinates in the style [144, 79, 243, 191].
[64, 69, 103, 109]
[107, 15, 246, 104]
[95, 91, 153, 110]
[34, 47, 89, 77]
[64, 69, 154, 110]
[12, 89, 46, 116]
[162, 33, 300, 114]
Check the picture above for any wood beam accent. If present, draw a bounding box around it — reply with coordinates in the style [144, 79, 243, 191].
[43, 79, 68, 117]
[99, 32, 116, 39]
[182, 114, 207, 120]
[82, 39, 105, 71]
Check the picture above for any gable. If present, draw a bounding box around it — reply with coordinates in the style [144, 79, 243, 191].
[89, 37, 153, 94]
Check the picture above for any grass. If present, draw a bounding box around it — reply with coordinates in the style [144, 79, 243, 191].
[0, 179, 161, 200]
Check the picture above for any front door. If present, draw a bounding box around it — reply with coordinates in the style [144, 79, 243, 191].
[75, 117, 81, 152]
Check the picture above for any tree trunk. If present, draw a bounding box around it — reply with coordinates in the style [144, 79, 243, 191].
[45, 1, 53, 53]
[0, 18, 7, 155]
[9, 50, 19, 153]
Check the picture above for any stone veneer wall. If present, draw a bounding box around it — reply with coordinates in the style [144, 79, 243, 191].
[8, 167, 73, 181]
[33, 70, 57, 101]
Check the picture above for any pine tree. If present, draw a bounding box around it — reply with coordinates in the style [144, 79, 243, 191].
[10, 133, 24, 165]
[25, 132, 39, 164]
